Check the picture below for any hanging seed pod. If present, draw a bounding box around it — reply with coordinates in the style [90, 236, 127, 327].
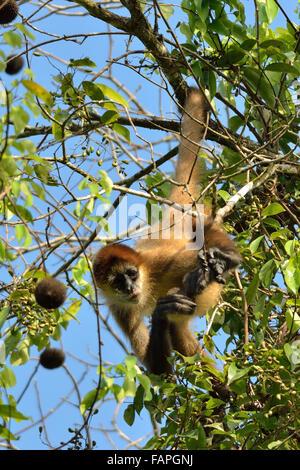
[34, 278, 66, 309]
[0, 0, 18, 24]
[5, 54, 24, 75]
[39, 348, 65, 369]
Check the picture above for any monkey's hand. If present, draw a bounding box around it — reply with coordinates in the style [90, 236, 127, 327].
[183, 247, 240, 298]
[154, 293, 197, 320]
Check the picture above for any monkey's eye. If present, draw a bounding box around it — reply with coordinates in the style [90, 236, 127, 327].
[112, 273, 124, 289]
[126, 268, 138, 280]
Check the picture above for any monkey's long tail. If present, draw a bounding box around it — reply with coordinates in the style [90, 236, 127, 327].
[169, 88, 209, 206]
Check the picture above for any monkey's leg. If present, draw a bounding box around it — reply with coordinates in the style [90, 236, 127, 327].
[113, 310, 155, 372]
[165, 294, 231, 400]
[146, 293, 197, 375]
[169, 321, 201, 357]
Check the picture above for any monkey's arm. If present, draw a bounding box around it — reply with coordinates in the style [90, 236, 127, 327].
[149, 293, 231, 399]
[146, 293, 197, 374]
[112, 308, 153, 369]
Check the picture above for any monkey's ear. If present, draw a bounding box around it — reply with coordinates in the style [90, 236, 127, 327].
[34, 277, 66, 309]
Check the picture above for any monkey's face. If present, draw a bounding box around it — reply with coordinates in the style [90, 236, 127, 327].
[104, 264, 142, 305]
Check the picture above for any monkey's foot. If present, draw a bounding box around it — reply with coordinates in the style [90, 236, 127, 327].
[205, 247, 240, 282]
[154, 293, 197, 318]
[183, 247, 239, 298]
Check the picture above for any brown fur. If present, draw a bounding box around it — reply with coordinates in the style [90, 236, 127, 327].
[93, 88, 240, 373]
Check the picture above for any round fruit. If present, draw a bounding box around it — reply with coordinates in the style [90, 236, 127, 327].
[34, 277, 66, 309]
[39, 348, 65, 369]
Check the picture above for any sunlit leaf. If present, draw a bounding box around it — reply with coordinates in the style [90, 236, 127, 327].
[97, 84, 129, 108]
[21, 80, 53, 106]
[69, 57, 96, 68]
[99, 170, 113, 196]
[262, 203, 285, 216]
[0, 405, 29, 422]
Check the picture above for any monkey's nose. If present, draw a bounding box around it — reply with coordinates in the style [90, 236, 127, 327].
[129, 287, 141, 299]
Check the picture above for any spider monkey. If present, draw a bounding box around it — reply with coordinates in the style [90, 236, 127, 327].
[93, 87, 241, 375]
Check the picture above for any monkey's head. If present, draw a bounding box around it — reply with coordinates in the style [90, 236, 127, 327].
[93, 244, 145, 306]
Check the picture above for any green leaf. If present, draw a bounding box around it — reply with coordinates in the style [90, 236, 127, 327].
[125, 355, 138, 378]
[112, 123, 130, 142]
[284, 340, 300, 367]
[0, 366, 16, 388]
[228, 115, 244, 132]
[61, 299, 81, 323]
[133, 384, 145, 415]
[159, 5, 174, 20]
[259, 259, 276, 288]
[209, 18, 228, 35]
[227, 363, 250, 385]
[246, 274, 260, 305]
[101, 110, 119, 125]
[124, 404, 135, 426]
[137, 374, 152, 401]
[249, 235, 264, 254]
[243, 66, 275, 107]
[15, 23, 35, 40]
[0, 340, 5, 365]
[284, 240, 296, 256]
[13, 205, 33, 222]
[0, 405, 29, 422]
[82, 81, 104, 101]
[0, 306, 10, 331]
[69, 57, 96, 68]
[34, 164, 50, 183]
[0, 425, 17, 440]
[240, 39, 257, 51]
[11, 106, 30, 134]
[15, 225, 32, 247]
[88, 182, 100, 197]
[260, 39, 284, 50]
[218, 190, 231, 202]
[219, 47, 246, 65]
[79, 385, 108, 414]
[262, 202, 285, 217]
[97, 84, 129, 108]
[3, 31, 22, 48]
[21, 80, 53, 107]
[283, 258, 300, 296]
[111, 383, 125, 402]
[99, 170, 113, 196]
[265, 0, 278, 24]
[1, 156, 18, 176]
[10, 340, 30, 366]
[123, 376, 136, 397]
[266, 63, 299, 75]
[4, 330, 22, 355]
[285, 309, 300, 335]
